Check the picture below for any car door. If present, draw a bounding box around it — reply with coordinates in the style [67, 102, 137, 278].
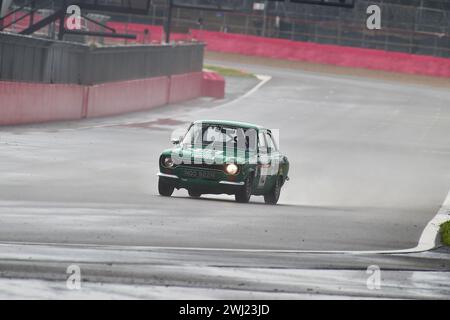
[264, 131, 281, 191]
[255, 131, 271, 192]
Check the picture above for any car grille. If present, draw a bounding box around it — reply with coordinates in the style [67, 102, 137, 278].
[179, 163, 225, 171]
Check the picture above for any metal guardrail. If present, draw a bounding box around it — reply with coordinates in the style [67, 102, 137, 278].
[0, 32, 204, 84]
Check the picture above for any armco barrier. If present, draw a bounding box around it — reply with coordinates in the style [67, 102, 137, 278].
[0, 71, 224, 125]
[86, 77, 169, 118]
[0, 81, 84, 126]
[202, 72, 225, 99]
[190, 30, 450, 78]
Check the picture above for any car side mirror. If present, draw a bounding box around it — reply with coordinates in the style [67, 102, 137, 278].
[171, 136, 182, 144]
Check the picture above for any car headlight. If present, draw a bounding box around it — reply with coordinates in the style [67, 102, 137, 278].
[163, 157, 174, 168]
[225, 163, 238, 175]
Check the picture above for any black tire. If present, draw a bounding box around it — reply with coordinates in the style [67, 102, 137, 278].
[188, 190, 201, 198]
[264, 176, 282, 205]
[158, 177, 174, 197]
[235, 175, 252, 203]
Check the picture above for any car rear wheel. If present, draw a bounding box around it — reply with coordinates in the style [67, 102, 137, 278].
[235, 175, 252, 203]
[158, 177, 174, 197]
[264, 176, 282, 205]
[188, 190, 202, 198]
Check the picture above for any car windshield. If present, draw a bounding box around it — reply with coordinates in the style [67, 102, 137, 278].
[182, 124, 257, 152]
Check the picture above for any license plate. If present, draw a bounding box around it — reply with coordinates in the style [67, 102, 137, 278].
[183, 168, 216, 179]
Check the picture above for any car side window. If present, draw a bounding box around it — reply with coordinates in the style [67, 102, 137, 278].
[266, 132, 278, 152]
[258, 131, 267, 153]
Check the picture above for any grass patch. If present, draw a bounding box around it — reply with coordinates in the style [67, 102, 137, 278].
[204, 65, 255, 78]
[441, 220, 450, 246]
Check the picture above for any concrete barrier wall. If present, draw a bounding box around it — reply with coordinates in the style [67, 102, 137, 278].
[0, 81, 84, 125]
[86, 77, 170, 118]
[168, 72, 203, 104]
[202, 71, 225, 99]
[0, 71, 225, 125]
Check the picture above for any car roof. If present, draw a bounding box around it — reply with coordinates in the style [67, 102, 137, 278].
[192, 120, 265, 130]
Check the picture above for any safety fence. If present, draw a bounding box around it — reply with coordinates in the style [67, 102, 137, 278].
[148, 0, 450, 58]
[98, 22, 450, 78]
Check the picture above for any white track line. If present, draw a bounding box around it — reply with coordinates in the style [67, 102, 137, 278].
[0, 191, 449, 256]
[230, 74, 272, 103]
[413, 190, 450, 251]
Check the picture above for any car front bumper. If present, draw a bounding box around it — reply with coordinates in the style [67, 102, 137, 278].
[157, 172, 244, 194]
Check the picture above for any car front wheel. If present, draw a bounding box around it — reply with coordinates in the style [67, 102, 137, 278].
[188, 190, 201, 198]
[158, 177, 174, 197]
[264, 176, 282, 205]
[235, 175, 252, 203]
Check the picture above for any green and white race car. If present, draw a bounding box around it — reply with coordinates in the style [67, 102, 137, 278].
[157, 120, 289, 204]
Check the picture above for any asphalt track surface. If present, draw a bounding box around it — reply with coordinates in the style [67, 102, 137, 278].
[2, 60, 450, 252]
[0, 58, 450, 298]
